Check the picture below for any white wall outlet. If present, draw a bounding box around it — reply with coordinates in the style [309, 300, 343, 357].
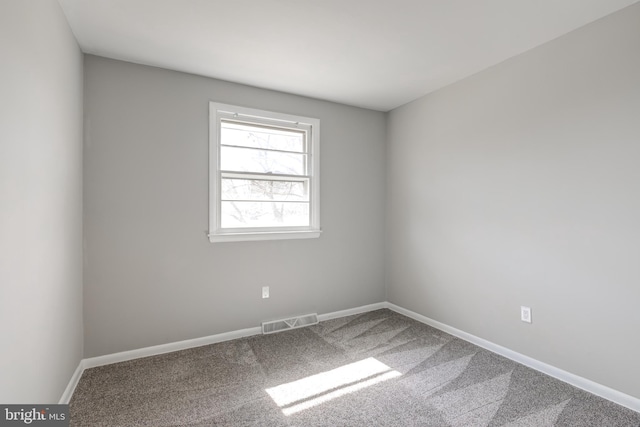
[262, 286, 270, 299]
[521, 306, 532, 323]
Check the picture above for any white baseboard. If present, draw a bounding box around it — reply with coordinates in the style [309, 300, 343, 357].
[82, 325, 263, 370]
[386, 302, 640, 413]
[59, 301, 640, 414]
[59, 361, 84, 404]
[317, 302, 387, 322]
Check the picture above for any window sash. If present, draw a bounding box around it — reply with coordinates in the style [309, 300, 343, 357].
[220, 174, 310, 203]
[220, 201, 311, 229]
[220, 145, 308, 176]
[220, 120, 307, 153]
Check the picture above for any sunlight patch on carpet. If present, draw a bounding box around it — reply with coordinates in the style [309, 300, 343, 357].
[266, 357, 401, 415]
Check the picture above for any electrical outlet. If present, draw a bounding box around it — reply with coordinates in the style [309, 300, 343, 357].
[262, 286, 269, 299]
[521, 306, 532, 323]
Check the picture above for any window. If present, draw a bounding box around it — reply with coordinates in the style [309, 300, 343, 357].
[209, 102, 321, 242]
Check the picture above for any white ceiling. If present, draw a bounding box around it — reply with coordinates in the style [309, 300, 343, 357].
[59, 0, 638, 111]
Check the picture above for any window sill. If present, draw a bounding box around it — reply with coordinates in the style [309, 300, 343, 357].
[208, 229, 322, 243]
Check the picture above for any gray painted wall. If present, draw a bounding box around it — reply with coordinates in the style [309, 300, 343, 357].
[83, 56, 387, 358]
[0, 0, 84, 402]
[387, 3, 640, 399]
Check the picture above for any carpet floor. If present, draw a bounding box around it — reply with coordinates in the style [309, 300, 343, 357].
[70, 309, 640, 426]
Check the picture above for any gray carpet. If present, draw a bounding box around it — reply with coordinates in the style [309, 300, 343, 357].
[70, 309, 640, 426]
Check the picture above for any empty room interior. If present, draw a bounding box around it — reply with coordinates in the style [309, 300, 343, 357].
[2, 0, 640, 425]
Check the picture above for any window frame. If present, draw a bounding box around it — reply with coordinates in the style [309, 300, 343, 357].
[208, 102, 321, 243]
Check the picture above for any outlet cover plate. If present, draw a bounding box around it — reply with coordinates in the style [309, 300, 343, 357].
[262, 286, 269, 299]
[521, 306, 532, 323]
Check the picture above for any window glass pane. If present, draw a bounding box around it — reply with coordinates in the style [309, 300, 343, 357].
[222, 178, 308, 202]
[221, 146, 306, 175]
[221, 121, 305, 153]
[221, 201, 310, 228]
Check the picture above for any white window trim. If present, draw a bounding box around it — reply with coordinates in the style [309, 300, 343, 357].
[208, 102, 321, 243]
